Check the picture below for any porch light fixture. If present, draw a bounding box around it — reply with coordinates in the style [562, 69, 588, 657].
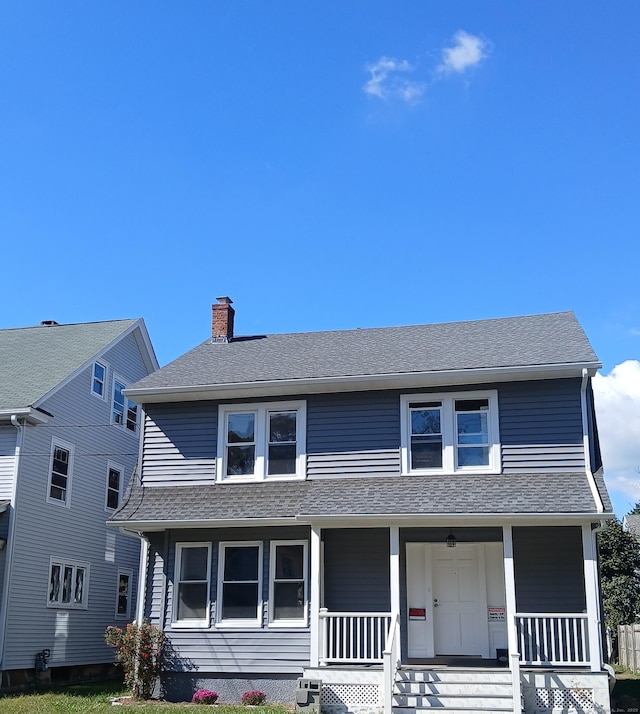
[445, 531, 457, 548]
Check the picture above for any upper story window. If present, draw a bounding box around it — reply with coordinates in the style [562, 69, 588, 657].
[106, 462, 123, 511]
[48, 558, 89, 609]
[400, 390, 500, 475]
[112, 377, 139, 433]
[91, 361, 106, 398]
[217, 401, 306, 482]
[47, 438, 74, 506]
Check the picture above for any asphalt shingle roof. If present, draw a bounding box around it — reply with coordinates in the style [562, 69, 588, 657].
[111, 470, 609, 524]
[0, 319, 139, 410]
[130, 311, 599, 391]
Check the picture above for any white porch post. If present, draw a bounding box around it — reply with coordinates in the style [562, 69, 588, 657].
[390, 526, 400, 615]
[503, 524, 522, 712]
[582, 523, 603, 672]
[310, 525, 322, 667]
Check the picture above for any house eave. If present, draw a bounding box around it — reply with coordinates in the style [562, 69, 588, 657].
[295, 512, 613, 527]
[0, 408, 52, 425]
[125, 361, 602, 403]
[107, 516, 301, 532]
[107, 510, 612, 532]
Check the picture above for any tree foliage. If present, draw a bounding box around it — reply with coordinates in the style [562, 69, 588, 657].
[598, 517, 640, 655]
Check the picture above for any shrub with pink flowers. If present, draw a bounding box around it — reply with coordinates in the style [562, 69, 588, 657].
[241, 690, 267, 705]
[192, 689, 219, 704]
[105, 621, 164, 700]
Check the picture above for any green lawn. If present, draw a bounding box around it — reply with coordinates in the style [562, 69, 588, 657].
[0, 681, 294, 713]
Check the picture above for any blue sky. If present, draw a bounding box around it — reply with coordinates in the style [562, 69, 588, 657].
[1, 2, 639, 515]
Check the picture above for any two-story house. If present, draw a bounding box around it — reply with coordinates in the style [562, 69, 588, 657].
[0, 318, 158, 687]
[111, 299, 613, 714]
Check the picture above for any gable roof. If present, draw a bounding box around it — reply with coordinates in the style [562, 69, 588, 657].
[0, 319, 155, 413]
[127, 311, 600, 402]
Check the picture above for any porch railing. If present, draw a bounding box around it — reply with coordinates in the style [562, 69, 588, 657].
[318, 609, 392, 664]
[383, 612, 400, 714]
[516, 613, 590, 666]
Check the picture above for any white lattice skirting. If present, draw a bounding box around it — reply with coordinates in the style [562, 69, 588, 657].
[535, 686, 595, 711]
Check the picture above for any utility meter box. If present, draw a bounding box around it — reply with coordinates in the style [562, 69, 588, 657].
[295, 678, 322, 714]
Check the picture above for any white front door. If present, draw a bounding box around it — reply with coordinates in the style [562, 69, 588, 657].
[407, 542, 490, 658]
[432, 544, 487, 655]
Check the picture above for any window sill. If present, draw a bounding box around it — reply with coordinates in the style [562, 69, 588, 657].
[401, 468, 501, 477]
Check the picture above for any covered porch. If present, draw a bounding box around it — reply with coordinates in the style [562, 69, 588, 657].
[306, 522, 605, 713]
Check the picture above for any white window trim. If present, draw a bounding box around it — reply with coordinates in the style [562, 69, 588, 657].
[268, 540, 308, 628]
[47, 557, 89, 610]
[91, 361, 107, 400]
[216, 401, 307, 482]
[172, 542, 212, 629]
[111, 374, 139, 434]
[400, 390, 501, 475]
[46, 437, 75, 507]
[216, 541, 263, 628]
[105, 460, 124, 512]
[115, 567, 133, 619]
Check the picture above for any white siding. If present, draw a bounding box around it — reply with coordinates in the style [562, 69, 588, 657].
[3, 330, 151, 670]
[0, 428, 17, 500]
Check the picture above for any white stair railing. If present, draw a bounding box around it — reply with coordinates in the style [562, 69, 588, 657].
[382, 612, 400, 714]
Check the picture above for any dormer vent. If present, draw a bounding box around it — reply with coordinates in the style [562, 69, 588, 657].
[40, 320, 59, 326]
[212, 297, 235, 343]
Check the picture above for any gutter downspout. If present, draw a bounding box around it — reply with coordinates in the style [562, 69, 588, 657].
[0, 416, 24, 682]
[581, 368, 604, 514]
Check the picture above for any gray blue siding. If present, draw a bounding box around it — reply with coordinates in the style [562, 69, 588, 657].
[499, 379, 584, 473]
[512, 526, 586, 612]
[142, 403, 217, 486]
[148, 527, 310, 674]
[323, 529, 390, 611]
[138, 379, 587, 486]
[306, 393, 400, 477]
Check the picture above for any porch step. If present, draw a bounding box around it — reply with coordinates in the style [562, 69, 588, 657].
[393, 668, 518, 713]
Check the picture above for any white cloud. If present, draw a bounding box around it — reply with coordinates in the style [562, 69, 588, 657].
[593, 360, 640, 505]
[437, 30, 488, 74]
[363, 56, 426, 102]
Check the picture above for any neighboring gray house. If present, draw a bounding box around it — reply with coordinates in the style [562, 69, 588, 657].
[0, 318, 158, 687]
[111, 300, 613, 714]
[622, 514, 640, 539]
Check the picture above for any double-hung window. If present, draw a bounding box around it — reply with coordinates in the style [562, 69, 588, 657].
[48, 558, 89, 609]
[47, 438, 74, 505]
[217, 542, 262, 626]
[174, 543, 211, 627]
[112, 377, 139, 433]
[269, 541, 307, 626]
[116, 568, 132, 618]
[92, 361, 106, 398]
[217, 401, 306, 481]
[105, 462, 123, 511]
[401, 390, 500, 474]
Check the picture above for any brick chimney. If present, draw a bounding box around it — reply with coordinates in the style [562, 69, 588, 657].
[211, 297, 235, 342]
